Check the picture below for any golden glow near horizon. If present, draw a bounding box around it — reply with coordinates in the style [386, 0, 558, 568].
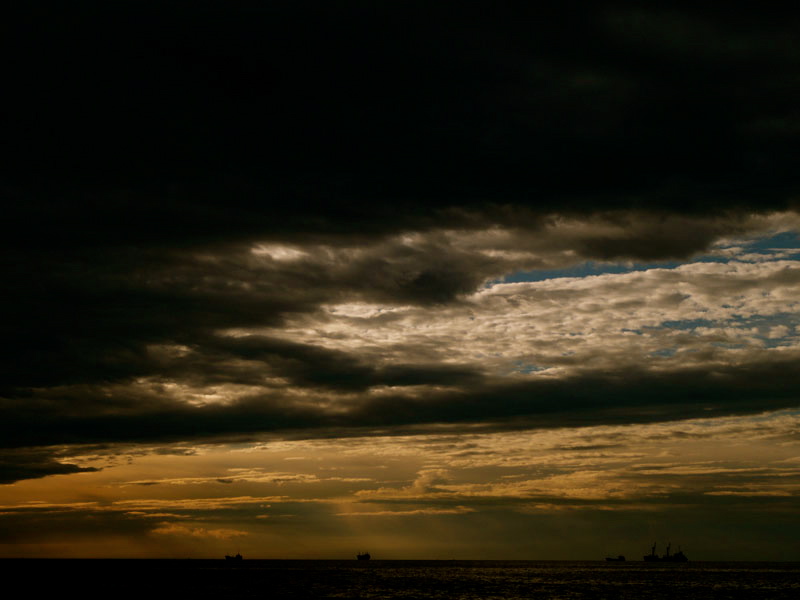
[2, 410, 799, 559]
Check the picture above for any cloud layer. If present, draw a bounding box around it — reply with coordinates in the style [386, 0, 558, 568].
[2, 3, 800, 509]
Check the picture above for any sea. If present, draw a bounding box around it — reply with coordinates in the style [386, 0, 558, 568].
[3, 559, 799, 599]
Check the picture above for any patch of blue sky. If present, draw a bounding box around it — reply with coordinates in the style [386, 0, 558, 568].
[658, 318, 716, 331]
[498, 231, 800, 285]
[744, 230, 800, 251]
[499, 260, 682, 284]
[652, 313, 798, 332]
[649, 347, 677, 358]
[512, 361, 547, 374]
[728, 313, 799, 348]
[645, 313, 798, 348]
[761, 337, 795, 349]
[726, 312, 800, 328]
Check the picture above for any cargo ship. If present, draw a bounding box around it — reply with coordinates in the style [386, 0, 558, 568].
[643, 542, 688, 562]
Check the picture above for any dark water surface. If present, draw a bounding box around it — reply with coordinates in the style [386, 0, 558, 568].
[3, 559, 799, 599]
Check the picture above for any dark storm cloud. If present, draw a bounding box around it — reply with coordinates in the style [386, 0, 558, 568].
[0, 449, 99, 485]
[197, 334, 483, 391]
[0, 238, 491, 393]
[4, 2, 800, 247]
[345, 359, 800, 431]
[5, 2, 800, 257]
[568, 213, 755, 261]
[3, 356, 799, 452]
[3, 2, 800, 476]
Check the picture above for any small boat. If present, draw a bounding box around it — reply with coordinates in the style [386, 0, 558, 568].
[356, 552, 371, 561]
[225, 553, 243, 561]
[605, 555, 625, 562]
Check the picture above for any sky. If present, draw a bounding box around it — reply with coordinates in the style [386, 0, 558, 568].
[3, 2, 800, 560]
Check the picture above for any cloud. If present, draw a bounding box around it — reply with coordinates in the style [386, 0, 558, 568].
[121, 470, 371, 487]
[3, 3, 800, 484]
[704, 490, 795, 497]
[6, 5, 800, 253]
[3, 259, 800, 453]
[0, 449, 99, 485]
[337, 506, 475, 517]
[151, 522, 248, 540]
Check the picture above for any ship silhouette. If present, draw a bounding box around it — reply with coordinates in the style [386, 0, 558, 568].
[643, 542, 688, 562]
[356, 552, 371, 561]
[225, 553, 243, 561]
